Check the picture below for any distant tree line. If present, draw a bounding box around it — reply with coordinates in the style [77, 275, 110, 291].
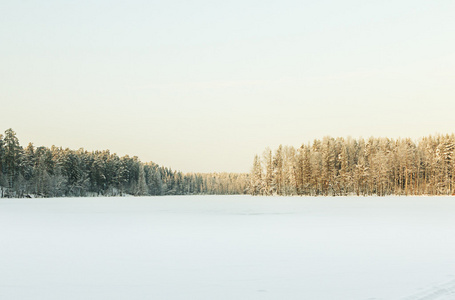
[0, 129, 248, 198]
[250, 135, 455, 196]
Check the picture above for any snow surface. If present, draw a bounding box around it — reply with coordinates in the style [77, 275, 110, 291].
[1, 195, 455, 300]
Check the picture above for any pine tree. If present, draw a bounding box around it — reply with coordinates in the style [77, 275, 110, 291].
[250, 155, 263, 195]
[22, 143, 36, 195]
[136, 164, 147, 196]
[262, 148, 273, 195]
[272, 145, 284, 195]
[3, 129, 22, 192]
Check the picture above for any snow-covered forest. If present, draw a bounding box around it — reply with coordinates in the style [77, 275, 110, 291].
[0, 129, 248, 198]
[4, 127, 455, 198]
[250, 135, 455, 196]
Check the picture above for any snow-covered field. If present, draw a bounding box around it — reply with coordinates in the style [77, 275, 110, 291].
[1, 196, 455, 300]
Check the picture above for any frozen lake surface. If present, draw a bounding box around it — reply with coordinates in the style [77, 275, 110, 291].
[1, 195, 455, 300]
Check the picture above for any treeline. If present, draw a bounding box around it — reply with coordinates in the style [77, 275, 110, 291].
[250, 134, 455, 196]
[0, 129, 248, 198]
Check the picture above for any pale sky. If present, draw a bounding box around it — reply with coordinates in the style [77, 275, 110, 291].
[1, 0, 454, 173]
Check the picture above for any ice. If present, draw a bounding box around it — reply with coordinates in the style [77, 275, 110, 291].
[1, 195, 455, 299]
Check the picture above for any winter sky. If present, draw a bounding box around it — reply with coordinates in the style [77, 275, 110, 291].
[1, 0, 454, 173]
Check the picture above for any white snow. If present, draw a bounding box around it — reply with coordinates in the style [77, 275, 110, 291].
[1, 195, 455, 300]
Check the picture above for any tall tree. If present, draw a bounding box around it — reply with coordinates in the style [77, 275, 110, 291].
[136, 164, 147, 195]
[262, 148, 274, 195]
[3, 128, 22, 190]
[250, 155, 263, 195]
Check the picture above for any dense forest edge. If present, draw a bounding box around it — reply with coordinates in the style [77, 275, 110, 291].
[250, 135, 455, 196]
[2, 128, 455, 198]
[0, 129, 248, 198]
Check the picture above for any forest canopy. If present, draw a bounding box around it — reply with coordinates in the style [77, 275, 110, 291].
[0, 129, 248, 198]
[3, 128, 455, 198]
[250, 135, 455, 196]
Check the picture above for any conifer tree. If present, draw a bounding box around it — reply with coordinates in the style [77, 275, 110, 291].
[250, 155, 263, 195]
[136, 164, 147, 195]
[3, 129, 22, 191]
